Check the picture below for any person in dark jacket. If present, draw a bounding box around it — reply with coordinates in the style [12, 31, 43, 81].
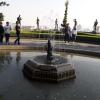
[64, 23, 71, 43]
[0, 22, 4, 44]
[14, 21, 21, 45]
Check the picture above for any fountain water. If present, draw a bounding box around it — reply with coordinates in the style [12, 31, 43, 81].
[23, 37, 76, 82]
[23, 9, 75, 82]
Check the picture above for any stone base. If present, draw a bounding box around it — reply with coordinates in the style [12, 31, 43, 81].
[23, 55, 76, 82]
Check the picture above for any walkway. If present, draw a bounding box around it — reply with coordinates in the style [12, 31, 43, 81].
[0, 38, 100, 57]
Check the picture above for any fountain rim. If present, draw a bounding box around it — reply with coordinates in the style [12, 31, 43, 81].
[0, 45, 99, 58]
[33, 54, 71, 66]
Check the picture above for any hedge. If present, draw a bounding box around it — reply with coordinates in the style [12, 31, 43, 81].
[10, 31, 100, 44]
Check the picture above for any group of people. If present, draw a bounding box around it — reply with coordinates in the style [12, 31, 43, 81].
[0, 21, 11, 45]
[0, 21, 21, 45]
[0, 16, 77, 45]
[64, 19, 77, 43]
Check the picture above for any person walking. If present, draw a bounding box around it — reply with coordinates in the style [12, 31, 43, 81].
[0, 22, 4, 44]
[14, 21, 21, 45]
[4, 22, 11, 45]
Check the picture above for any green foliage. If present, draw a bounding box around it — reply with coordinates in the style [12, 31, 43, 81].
[0, 1, 9, 21]
[0, 1, 9, 6]
[10, 30, 100, 39]
[77, 32, 100, 38]
[62, 0, 69, 26]
[78, 32, 96, 36]
[32, 29, 49, 33]
[78, 34, 100, 39]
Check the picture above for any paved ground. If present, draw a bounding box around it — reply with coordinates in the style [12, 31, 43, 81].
[0, 38, 100, 57]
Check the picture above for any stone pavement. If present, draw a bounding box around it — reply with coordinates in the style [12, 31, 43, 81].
[0, 38, 100, 57]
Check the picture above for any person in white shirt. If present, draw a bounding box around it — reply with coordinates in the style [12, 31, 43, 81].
[4, 22, 11, 44]
[72, 29, 77, 42]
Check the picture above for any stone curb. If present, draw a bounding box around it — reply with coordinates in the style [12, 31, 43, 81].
[0, 43, 100, 57]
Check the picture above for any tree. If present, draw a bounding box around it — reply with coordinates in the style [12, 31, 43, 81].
[61, 0, 69, 27]
[0, 1, 9, 21]
[0, 1, 9, 6]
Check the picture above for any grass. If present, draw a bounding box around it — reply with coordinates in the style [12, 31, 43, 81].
[78, 34, 100, 39]
[10, 30, 56, 36]
[78, 32, 100, 36]
[9, 30, 100, 44]
[11, 30, 100, 39]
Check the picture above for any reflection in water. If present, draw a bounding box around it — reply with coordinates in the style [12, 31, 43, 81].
[5, 52, 12, 64]
[0, 51, 12, 64]
[0, 51, 100, 100]
[16, 52, 21, 65]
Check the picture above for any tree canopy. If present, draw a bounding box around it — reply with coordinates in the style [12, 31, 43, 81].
[62, 0, 69, 26]
[0, 1, 9, 21]
[0, 1, 9, 6]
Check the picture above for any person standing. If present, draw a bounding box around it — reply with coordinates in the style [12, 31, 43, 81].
[14, 21, 21, 45]
[72, 19, 77, 43]
[4, 22, 11, 45]
[64, 23, 72, 43]
[0, 22, 4, 44]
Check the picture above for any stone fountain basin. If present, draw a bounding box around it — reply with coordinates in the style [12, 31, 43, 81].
[23, 55, 76, 82]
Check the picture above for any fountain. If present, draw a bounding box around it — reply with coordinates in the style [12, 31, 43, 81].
[23, 37, 76, 82]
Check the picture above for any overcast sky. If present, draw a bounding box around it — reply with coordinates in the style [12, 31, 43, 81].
[0, 0, 100, 29]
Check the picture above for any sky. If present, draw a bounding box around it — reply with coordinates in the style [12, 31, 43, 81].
[0, 0, 100, 30]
